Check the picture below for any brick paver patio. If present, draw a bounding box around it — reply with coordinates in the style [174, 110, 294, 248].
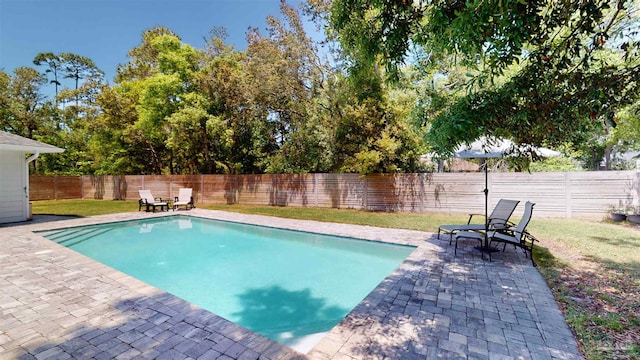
[0, 210, 582, 359]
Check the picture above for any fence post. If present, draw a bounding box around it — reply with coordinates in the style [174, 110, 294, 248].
[314, 174, 318, 207]
[634, 167, 640, 210]
[420, 173, 425, 212]
[565, 172, 572, 218]
[235, 174, 239, 205]
[363, 176, 368, 211]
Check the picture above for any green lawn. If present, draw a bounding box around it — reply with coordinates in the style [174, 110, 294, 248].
[31, 200, 640, 359]
[203, 203, 472, 232]
[32, 199, 137, 216]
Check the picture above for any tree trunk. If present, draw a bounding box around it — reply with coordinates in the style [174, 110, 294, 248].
[604, 145, 612, 170]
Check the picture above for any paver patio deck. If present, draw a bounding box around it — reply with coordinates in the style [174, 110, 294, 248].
[0, 210, 583, 360]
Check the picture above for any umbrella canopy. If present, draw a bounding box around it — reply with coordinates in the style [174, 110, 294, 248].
[454, 138, 561, 159]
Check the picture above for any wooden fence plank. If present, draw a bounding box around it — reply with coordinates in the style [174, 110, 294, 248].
[29, 175, 56, 200]
[315, 173, 364, 209]
[201, 175, 236, 204]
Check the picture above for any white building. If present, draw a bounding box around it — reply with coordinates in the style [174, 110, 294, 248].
[0, 131, 63, 224]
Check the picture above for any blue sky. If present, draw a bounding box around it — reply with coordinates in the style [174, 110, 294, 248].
[0, 0, 314, 87]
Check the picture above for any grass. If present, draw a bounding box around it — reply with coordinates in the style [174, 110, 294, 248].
[32, 199, 136, 216]
[31, 200, 640, 359]
[528, 218, 640, 266]
[202, 203, 473, 232]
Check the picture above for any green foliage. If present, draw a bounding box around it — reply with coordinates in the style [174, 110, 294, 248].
[264, 117, 335, 174]
[100, 29, 205, 174]
[6, 4, 425, 176]
[337, 100, 423, 174]
[115, 26, 181, 82]
[0, 71, 10, 125]
[166, 102, 230, 174]
[529, 157, 582, 172]
[0, 67, 46, 138]
[33, 52, 62, 96]
[57, 52, 104, 107]
[329, 0, 640, 162]
[91, 82, 146, 174]
[609, 102, 640, 155]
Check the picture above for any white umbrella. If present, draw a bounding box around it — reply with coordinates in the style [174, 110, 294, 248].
[454, 137, 560, 252]
[455, 138, 561, 159]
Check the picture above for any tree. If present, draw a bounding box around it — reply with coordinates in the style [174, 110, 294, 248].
[3, 67, 47, 138]
[241, 1, 327, 173]
[135, 34, 201, 174]
[328, 0, 640, 157]
[33, 52, 62, 98]
[58, 53, 104, 109]
[92, 82, 148, 174]
[198, 33, 250, 174]
[0, 67, 71, 174]
[241, 1, 424, 174]
[604, 100, 640, 169]
[331, 72, 424, 174]
[116, 26, 181, 83]
[165, 100, 229, 174]
[0, 71, 11, 130]
[34, 53, 105, 174]
[101, 26, 206, 174]
[266, 76, 338, 174]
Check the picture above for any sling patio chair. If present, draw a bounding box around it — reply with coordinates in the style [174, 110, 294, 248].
[438, 199, 520, 255]
[173, 188, 195, 211]
[138, 189, 169, 212]
[455, 201, 538, 265]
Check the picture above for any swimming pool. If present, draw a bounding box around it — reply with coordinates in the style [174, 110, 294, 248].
[39, 215, 415, 352]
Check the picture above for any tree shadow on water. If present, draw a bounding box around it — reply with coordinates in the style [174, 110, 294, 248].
[233, 286, 349, 347]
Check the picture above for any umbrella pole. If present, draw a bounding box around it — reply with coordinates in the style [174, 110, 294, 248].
[480, 160, 498, 260]
[484, 161, 489, 249]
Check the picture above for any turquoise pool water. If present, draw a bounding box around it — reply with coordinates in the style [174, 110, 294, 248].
[39, 216, 414, 351]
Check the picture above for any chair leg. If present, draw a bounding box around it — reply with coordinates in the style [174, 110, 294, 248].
[529, 243, 536, 267]
[454, 237, 458, 255]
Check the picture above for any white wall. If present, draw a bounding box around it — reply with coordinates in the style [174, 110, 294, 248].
[0, 150, 27, 223]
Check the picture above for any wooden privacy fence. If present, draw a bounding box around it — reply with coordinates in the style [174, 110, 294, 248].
[30, 171, 640, 219]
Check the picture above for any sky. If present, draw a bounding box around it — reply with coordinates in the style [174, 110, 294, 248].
[0, 0, 316, 88]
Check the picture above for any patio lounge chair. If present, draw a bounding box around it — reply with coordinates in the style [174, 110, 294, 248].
[138, 190, 168, 212]
[455, 201, 538, 265]
[173, 188, 195, 211]
[438, 199, 520, 254]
